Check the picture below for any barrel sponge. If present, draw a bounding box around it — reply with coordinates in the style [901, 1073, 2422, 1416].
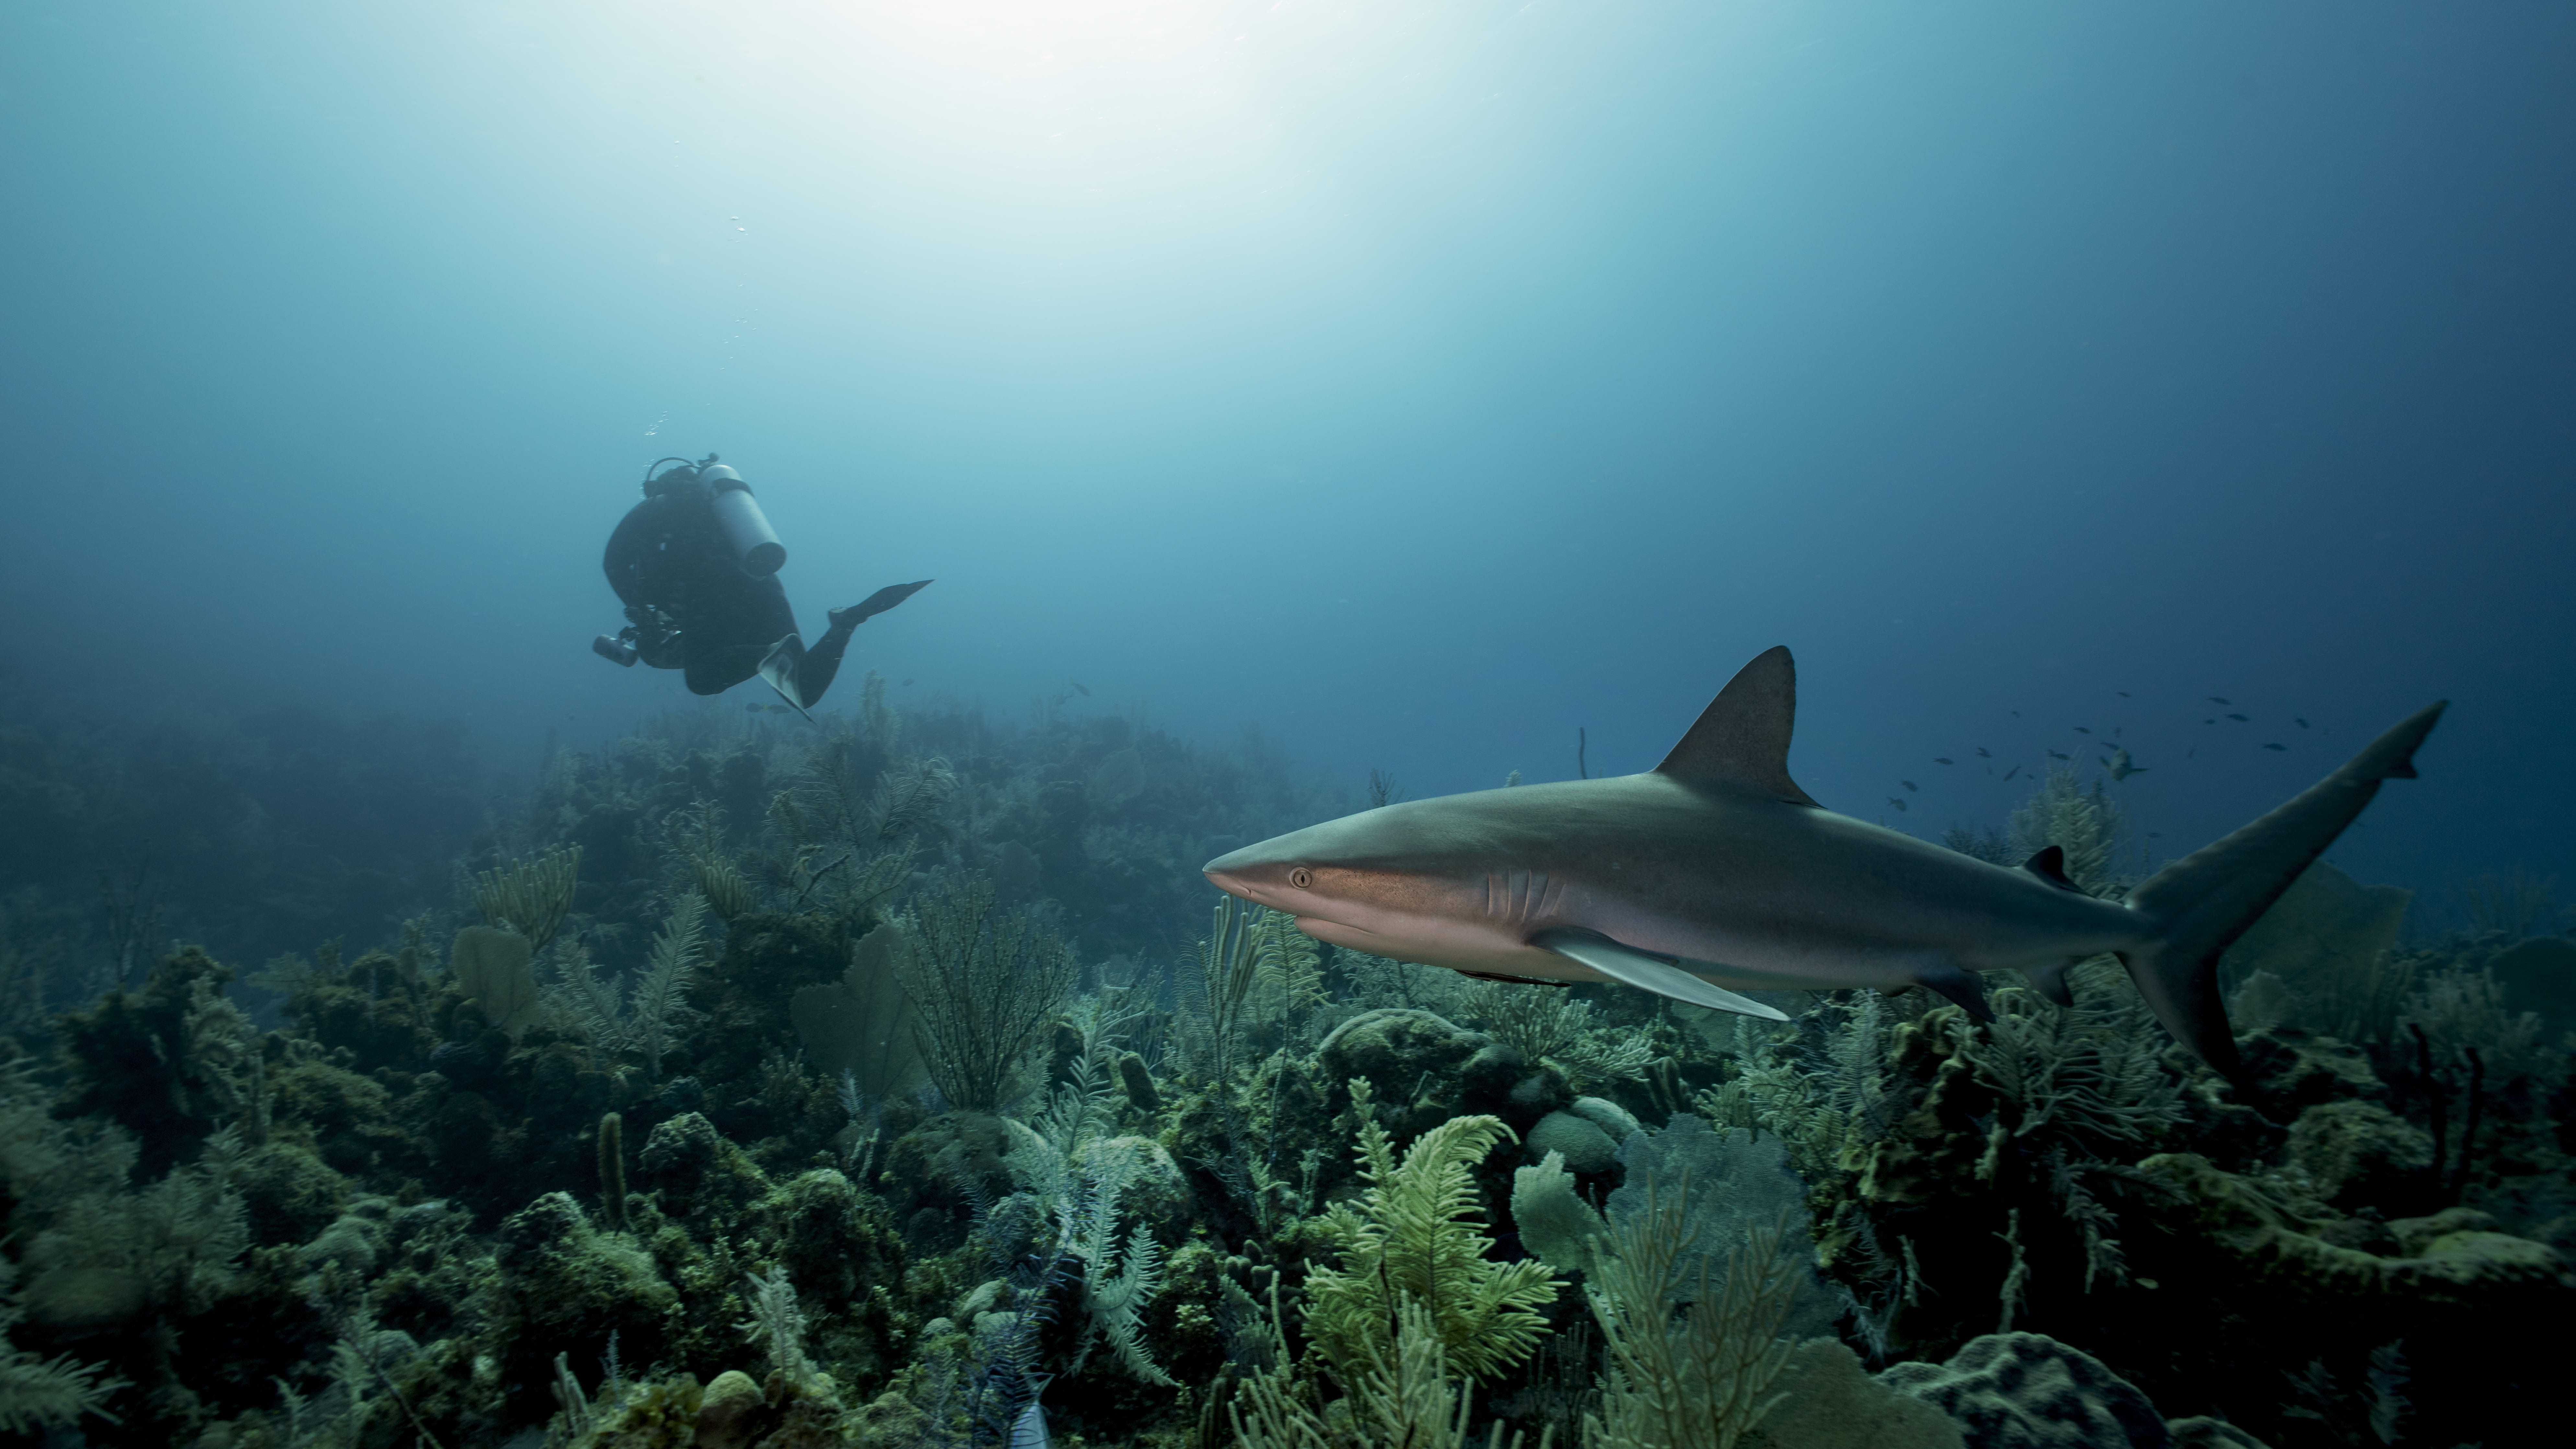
[1877, 1332, 2168, 1449]
[1567, 1095, 1642, 1141]
[1745, 1338, 1963, 1449]
[1526, 1110, 1619, 1174]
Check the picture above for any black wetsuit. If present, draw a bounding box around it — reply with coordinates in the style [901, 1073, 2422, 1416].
[603, 484, 860, 701]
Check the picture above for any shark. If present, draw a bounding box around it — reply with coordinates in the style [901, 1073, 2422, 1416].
[1203, 647, 2444, 1074]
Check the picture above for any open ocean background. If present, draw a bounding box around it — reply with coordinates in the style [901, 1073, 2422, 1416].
[6, 0, 2572, 915]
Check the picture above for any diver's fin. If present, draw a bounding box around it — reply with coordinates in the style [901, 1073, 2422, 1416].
[2022, 847, 2085, 894]
[756, 635, 816, 721]
[1917, 963, 1995, 1021]
[1655, 646, 1822, 807]
[2119, 700, 2446, 1078]
[832, 579, 934, 630]
[2025, 957, 2076, 1007]
[1532, 928, 1789, 1020]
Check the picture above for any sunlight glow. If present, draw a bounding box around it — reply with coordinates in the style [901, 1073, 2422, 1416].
[873, 0, 1232, 66]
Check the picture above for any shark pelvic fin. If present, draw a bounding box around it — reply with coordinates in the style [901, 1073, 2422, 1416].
[1655, 645, 1821, 807]
[1531, 928, 1789, 1020]
[1916, 964, 1995, 1021]
[2024, 957, 2077, 1007]
[2021, 847, 2085, 894]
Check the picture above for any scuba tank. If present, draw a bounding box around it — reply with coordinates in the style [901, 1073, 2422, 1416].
[646, 455, 787, 576]
[696, 463, 787, 576]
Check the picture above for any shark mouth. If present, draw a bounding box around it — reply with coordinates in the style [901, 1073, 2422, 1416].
[1293, 917, 1378, 946]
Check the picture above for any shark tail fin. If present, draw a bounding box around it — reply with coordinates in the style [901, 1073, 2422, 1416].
[2116, 701, 2445, 1078]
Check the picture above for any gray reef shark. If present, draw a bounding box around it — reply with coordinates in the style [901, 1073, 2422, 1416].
[1203, 647, 2444, 1074]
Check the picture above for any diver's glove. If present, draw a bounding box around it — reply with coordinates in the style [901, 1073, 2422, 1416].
[829, 579, 934, 630]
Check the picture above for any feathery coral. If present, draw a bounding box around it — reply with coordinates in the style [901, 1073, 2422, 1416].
[1302, 1080, 1561, 1382]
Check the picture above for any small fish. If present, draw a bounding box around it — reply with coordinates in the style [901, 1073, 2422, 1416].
[1933, 758, 1953, 766]
[902, 678, 916, 686]
[2203, 719, 2217, 725]
[2263, 743, 2287, 752]
[2187, 747, 2197, 759]
[1975, 747, 1992, 758]
[2011, 710, 2022, 718]
[1900, 780, 1918, 792]
[2294, 718, 2309, 729]
[2002, 765, 2021, 782]
[748, 703, 763, 713]
[1072, 681, 1090, 697]
[2117, 691, 2131, 698]
[2148, 831, 2164, 839]
[2046, 748, 2071, 760]
[2073, 726, 2092, 735]
[2208, 696, 2232, 705]
[1886, 797, 1908, 812]
[2226, 713, 2249, 722]
[2101, 748, 2148, 781]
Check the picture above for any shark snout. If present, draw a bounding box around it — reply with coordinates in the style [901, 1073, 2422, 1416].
[1202, 846, 1271, 905]
[1205, 840, 1319, 910]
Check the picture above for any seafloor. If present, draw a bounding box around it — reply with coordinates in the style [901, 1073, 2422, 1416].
[0, 676, 2567, 1448]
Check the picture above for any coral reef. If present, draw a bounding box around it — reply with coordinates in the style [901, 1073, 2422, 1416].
[0, 677, 2565, 1449]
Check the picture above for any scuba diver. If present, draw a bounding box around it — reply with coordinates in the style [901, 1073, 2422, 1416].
[592, 454, 930, 712]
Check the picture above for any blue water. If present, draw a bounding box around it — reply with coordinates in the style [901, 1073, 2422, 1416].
[5, 0, 2571, 900]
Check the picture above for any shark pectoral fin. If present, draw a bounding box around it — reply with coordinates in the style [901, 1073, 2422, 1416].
[2024, 958, 2076, 1007]
[1916, 964, 1996, 1021]
[1531, 929, 1790, 1021]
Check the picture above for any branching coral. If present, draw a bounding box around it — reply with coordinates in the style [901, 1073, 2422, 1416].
[24, 1124, 251, 1322]
[1334, 950, 1476, 1022]
[1181, 897, 1315, 1086]
[2402, 964, 2547, 1083]
[664, 798, 758, 921]
[561, 891, 710, 1078]
[1467, 982, 1653, 1089]
[473, 845, 582, 953]
[1695, 997, 1885, 1181]
[764, 747, 949, 914]
[998, 994, 1177, 1386]
[891, 874, 1078, 1111]
[1582, 1187, 1800, 1449]
[0, 1261, 125, 1434]
[737, 1266, 818, 1386]
[1234, 1301, 1546, 1449]
[1302, 1080, 1561, 1383]
[1954, 967, 2185, 1154]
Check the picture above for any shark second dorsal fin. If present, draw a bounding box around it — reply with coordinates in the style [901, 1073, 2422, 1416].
[2021, 847, 2085, 893]
[1656, 645, 1820, 806]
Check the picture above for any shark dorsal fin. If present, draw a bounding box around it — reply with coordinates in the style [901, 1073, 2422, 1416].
[1656, 646, 1820, 806]
[2022, 846, 2085, 893]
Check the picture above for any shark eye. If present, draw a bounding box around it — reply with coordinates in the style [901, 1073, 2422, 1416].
[1288, 867, 1314, 890]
